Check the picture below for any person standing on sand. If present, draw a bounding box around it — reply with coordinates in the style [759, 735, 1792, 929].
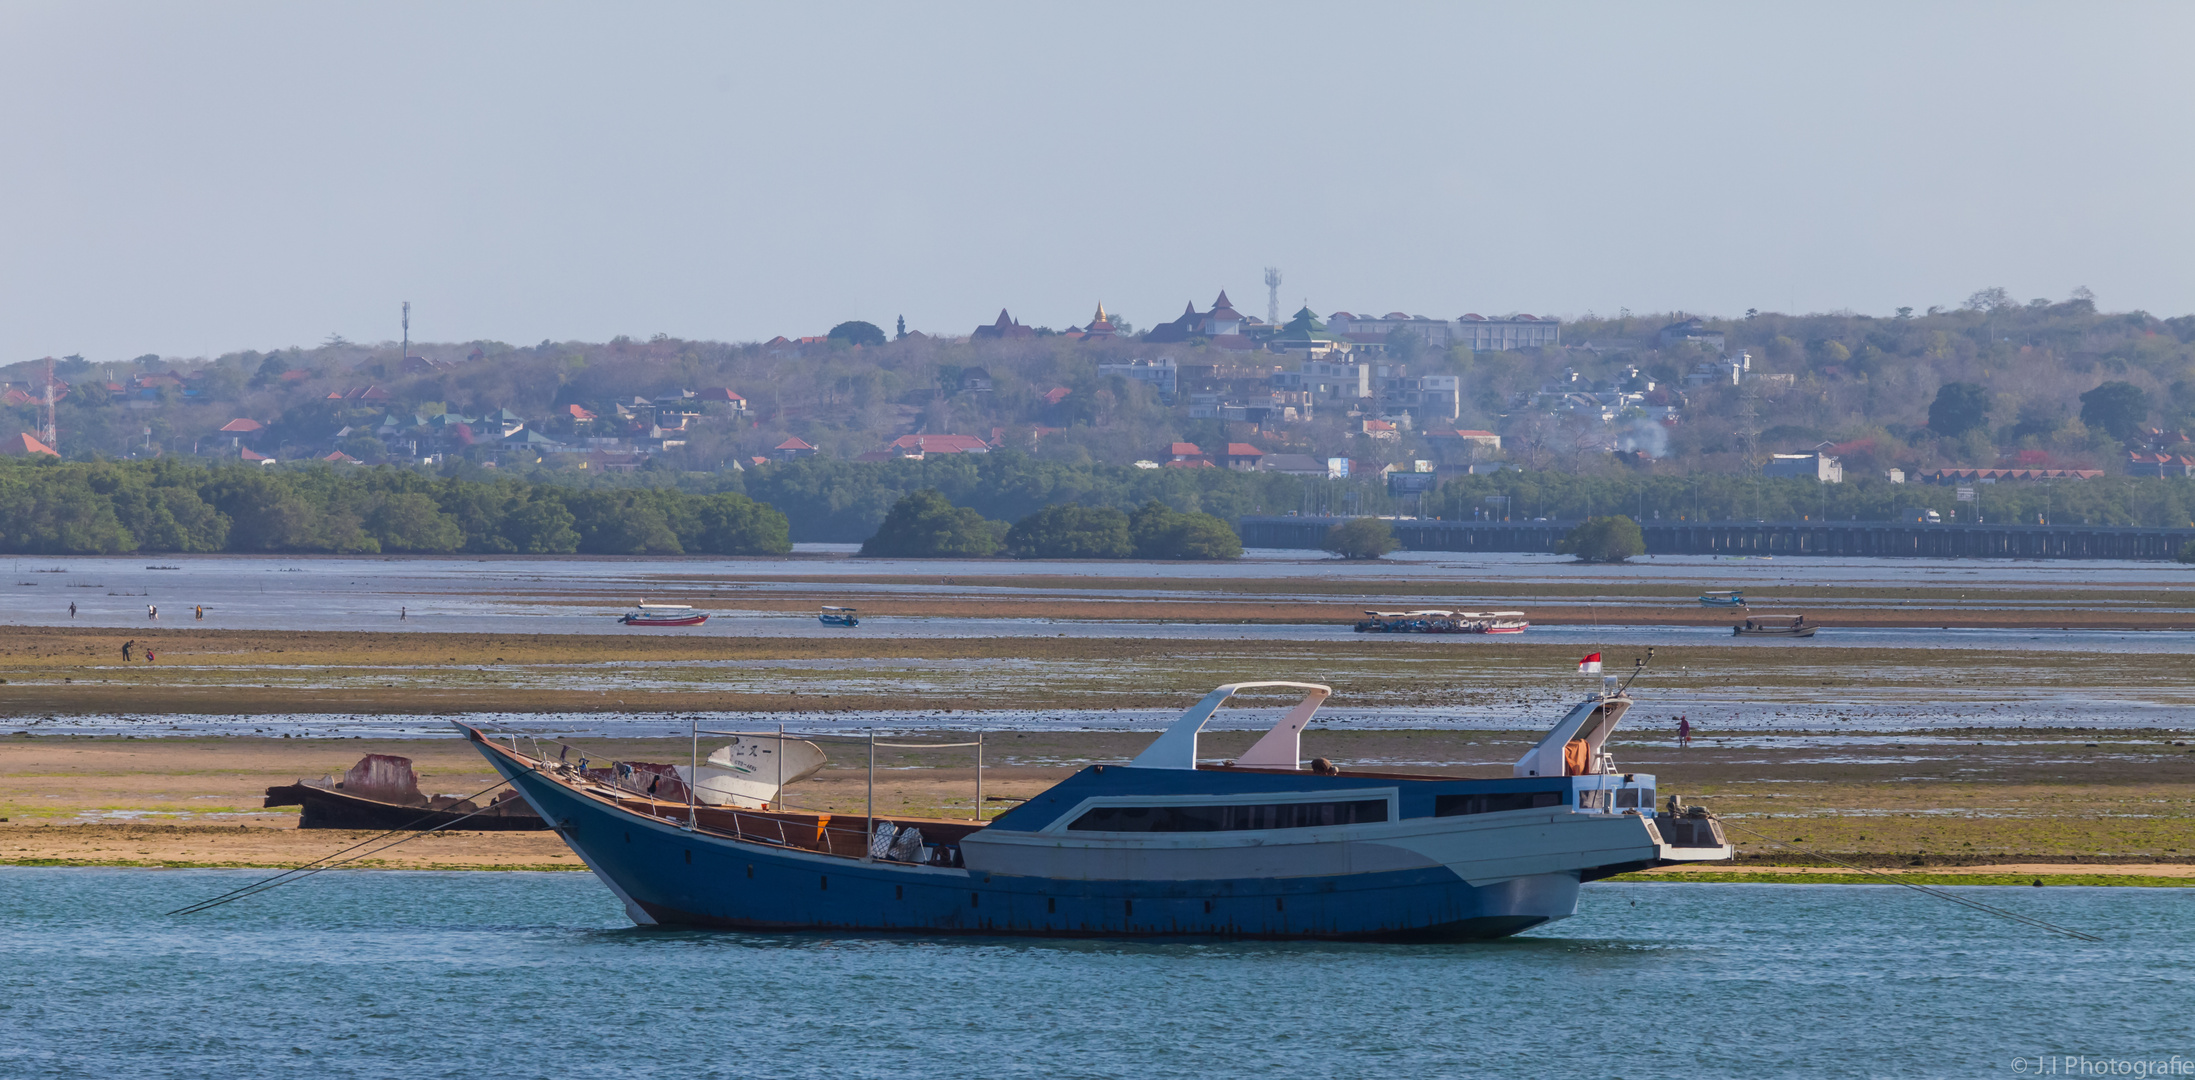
[1678, 715, 1692, 748]
[122, 640, 135, 661]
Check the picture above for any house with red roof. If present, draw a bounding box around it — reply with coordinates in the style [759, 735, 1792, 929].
[1041, 386, 1072, 406]
[219, 418, 265, 434]
[566, 404, 597, 423]
[321, 450, 361, 464]
[885, 434, 992, 458]
[4, 432, 57, 457]
[772, 436, 818, 460]
[696, 388, 747, 412]
[1223, 443, 1266, 471]
[239, 448, 276, 464]
[1167, 441, 1205, 463]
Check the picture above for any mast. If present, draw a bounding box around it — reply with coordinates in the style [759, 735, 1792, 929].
[41, 356, 56, 453]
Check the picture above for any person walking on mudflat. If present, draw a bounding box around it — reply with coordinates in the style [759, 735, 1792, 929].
[148, 604, 157, 620]
[122, 640, 135, 661]
[195, 605, 203, 620]
[68, 602, 75, 618]
[1677, 715, 1692, 749]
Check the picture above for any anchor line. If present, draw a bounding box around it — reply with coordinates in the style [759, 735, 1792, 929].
[1716, 820, 2102, 943]
[164, 777, 516, 917]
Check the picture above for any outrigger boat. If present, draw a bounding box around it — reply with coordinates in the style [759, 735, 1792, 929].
[1354, 610, 1528, 634]
[620, 602, 708, 627]
[1461, 611, 1530, 634]
[264, 754, 546, 830]
[459, 670, 1731, 939]
[1733, 613, 1816, 637]
[1354, 609, 1453, 633]
[1698, 590, 1747, 607]
[818, 606, 859, 627]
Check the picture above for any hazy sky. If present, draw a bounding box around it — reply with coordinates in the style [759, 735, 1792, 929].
[3, 2, 2191, 362]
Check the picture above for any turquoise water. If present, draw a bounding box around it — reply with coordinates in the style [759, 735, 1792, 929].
[1, 869, 2185, 1079]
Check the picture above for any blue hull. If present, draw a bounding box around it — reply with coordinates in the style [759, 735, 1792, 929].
[482, 750, 1579, 941]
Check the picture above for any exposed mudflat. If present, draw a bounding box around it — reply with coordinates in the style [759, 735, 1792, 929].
[4, 731, 2189, 870]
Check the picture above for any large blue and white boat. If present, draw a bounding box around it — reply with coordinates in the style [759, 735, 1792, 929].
[462, 679, 1731, 940]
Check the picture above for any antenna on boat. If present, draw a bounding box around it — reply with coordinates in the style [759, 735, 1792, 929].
[1616, 647, 1655, 696]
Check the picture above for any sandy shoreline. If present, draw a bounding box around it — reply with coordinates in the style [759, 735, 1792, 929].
[4, 732, 2188, 876]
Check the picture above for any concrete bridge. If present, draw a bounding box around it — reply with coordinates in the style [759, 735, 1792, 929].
[1236, 515, 2195, 560]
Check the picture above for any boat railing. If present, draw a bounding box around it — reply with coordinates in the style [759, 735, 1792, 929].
[473, 720, 1002, 864]
[687, 722, 993, 863]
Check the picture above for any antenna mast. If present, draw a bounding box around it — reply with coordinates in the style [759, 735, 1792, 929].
[401, 300, 411, 361]
[1263, 266, 1282, 325]
[41, 356, 57, 453]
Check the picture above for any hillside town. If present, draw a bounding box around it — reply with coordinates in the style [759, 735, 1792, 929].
[6, 288, 2194, 503]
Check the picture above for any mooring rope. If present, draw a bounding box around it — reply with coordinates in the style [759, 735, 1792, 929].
[1716, 819, 2103, 943]
[165, 777, 516, 917]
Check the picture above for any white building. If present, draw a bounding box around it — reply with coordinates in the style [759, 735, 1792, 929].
[1764, 452, 1843, 483]
[1098, 358, 1178, 400]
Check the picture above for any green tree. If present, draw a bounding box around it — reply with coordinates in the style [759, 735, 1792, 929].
[1927, 382, 1991, 438]
[367, 492, 463, 552]
[1557, 516, 1646, 563]
[860, 489, 1003, 557]
[1128, 500, 1242, 560]
[1322, 516, 1400, 559]
[500, 496, 581, 554]
[1005, 504, 1131, 558]
[827, 321, 887, 348]
[683, 492, 793, 555]
[2079, 381, 2151, 441]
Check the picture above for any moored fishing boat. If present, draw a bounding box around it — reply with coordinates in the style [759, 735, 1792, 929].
[1353, 609, 1453, 633]
[1698, 590, 1746, 607]
[620, 602, 708, 627]
[818, 606, 859, 627]
[1458, 610, 1530, 634]
[1733, 613, 1816, 637]
[460, 673, 1732, 939]
[264, 753, 546, 830]
[1352, 610, 1527, 634]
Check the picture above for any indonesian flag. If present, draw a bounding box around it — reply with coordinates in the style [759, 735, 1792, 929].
[1578, 653, 1603, 675]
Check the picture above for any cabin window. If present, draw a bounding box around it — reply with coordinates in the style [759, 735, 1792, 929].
[1578, 790, 1609, 810]
[1433, 791, 1562, 816]
[1615, 789, 1640, 809]
[1067, 799, 1388, 833]
[1048, 897, 1057, 914]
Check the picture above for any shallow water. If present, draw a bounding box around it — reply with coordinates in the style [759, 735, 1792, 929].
[0, 867, 2181, 1078]
[5, 550, 2192, 638]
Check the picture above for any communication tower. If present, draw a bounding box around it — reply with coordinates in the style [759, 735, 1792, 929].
[41, 356, 57, 453]
[402, 300, 411, 360]
[1263, 267, 1282, 325]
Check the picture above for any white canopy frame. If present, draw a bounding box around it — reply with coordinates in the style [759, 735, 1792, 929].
[1128, 682, 1333, 771]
